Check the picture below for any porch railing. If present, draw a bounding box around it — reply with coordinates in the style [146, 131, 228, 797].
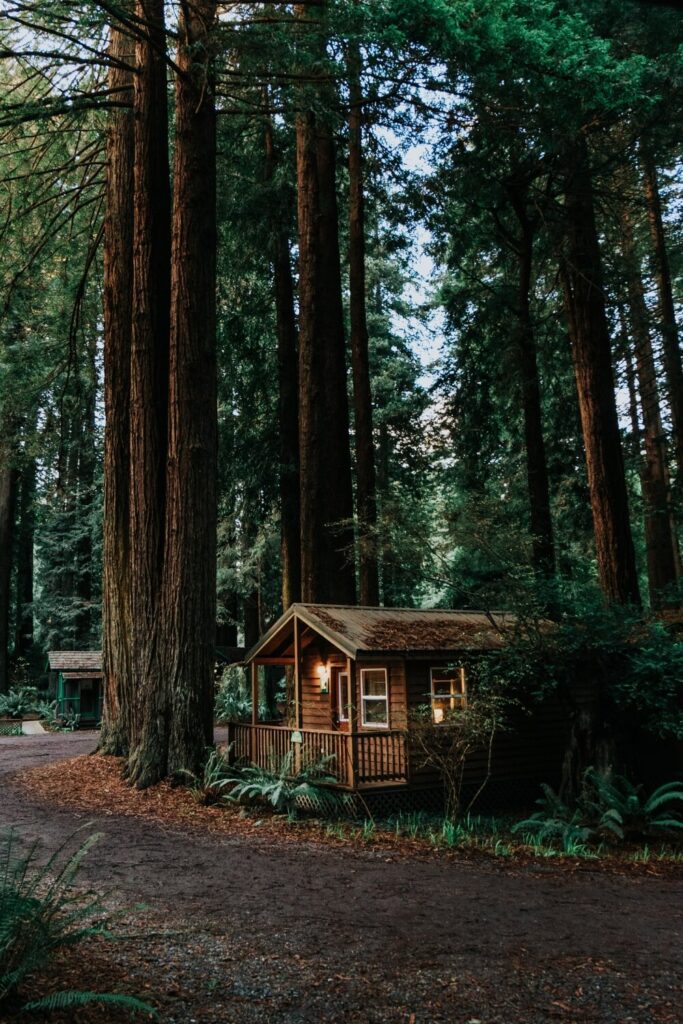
[226, 722, 408, 788]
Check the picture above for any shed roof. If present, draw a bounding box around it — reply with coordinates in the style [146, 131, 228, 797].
[246, 604, 518, 662]
[47, 651, 102, 672]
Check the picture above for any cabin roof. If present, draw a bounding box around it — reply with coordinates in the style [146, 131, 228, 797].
[47, 651, 102, 672]
[246, 604, 518, 662]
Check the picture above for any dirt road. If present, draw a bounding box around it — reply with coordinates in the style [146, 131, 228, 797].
[1, 732, 681, 1023]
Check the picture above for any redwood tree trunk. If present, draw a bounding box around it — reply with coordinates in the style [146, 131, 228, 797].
[13, 456, 35, 660]
[621, 204, 681, 606]
[296, 104, 329, 603]
[127, 0, 172, 784]
[264, 114, 301, 609]
[295, 2, 356, 604]
[100, 16, 134, 755]
[642, 154, 683, 490]
[348, 39, 379, 606]
[510, 199, 555, 578]
[561, 139, 640, 606]
[163, 0, 218, 778]
[315, 122, 357, 604]
[0, 447, 17, 693]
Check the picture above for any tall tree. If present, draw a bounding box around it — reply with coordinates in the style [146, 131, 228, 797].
[163, 0, 218, 777]
[561, 138, 640, 606]
[99, 15, 134, 756]
[641, 153, 683, 490]
[619, 198, 680, 606]
[264, 111, 301, 610]
[348, 37, 380, 605]
[295, 2, 356, 604]
[0, 444, 17, 692]
[126, 0, 172, 785]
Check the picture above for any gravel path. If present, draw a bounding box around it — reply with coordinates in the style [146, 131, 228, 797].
[1, 732, 681, 1023]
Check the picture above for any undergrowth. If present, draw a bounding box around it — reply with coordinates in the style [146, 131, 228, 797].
[0, 828, 156, 1018]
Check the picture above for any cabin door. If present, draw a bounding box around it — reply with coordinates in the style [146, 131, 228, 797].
[331, 667, 350, 732]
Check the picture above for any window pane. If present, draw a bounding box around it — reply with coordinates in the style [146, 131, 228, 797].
[362, 671, 387, 697]
[363, 699, 388, 725]
[433, 681, 452, 696]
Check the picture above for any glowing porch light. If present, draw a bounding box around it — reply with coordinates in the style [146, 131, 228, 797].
[317, 663, 330, 694]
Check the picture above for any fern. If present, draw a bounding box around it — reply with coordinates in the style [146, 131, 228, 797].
[226, 751, 350, 817]
[516, 769, 683, 848]
[0, 829, 155, 1017]
[24, 990, 157, 1015]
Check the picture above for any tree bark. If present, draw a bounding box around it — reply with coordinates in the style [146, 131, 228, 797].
[315, 122, 357, 603]
[264, 113, 301, 610]
[296, 103, 329, 603]
[642, 154, 683, 490]
[295, 2, 356, 604]
[561, 138, 640, 606]
[13, 456, 35, 661]
[620, 203, 681, 606]
[509, 197, 555, 578]
[0, 446, 17, 693]
[348, 39, 379, 606]
[100, 15, 134, 756]
[127, 0, 172, 785]
[163, 0, 218, 779]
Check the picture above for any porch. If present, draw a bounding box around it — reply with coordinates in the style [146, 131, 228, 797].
[226, 721, 409, 789]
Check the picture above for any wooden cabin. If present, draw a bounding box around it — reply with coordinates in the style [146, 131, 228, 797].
[227, 604, 570, 811]
[47, 651, 103, 726]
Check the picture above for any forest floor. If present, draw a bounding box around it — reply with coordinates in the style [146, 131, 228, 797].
[0, 732, 681, 1024]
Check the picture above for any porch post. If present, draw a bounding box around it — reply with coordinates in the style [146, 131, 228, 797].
[347, 657, 357, 789]
[250, 660, 258, 764]
[293, 615, 302, 728]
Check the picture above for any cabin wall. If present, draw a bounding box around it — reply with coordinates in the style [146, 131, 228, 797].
[405, 658, 573, 798]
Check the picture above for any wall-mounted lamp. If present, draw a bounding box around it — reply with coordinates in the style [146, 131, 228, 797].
[317, 663, 330, 694]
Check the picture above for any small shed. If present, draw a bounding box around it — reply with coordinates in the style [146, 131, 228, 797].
[226, 604, 569, 811]
[47, 651, 103, 726]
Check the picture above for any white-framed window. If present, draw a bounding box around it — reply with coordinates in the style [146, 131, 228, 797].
[360, 668, 389, 728]
[430, 667, 466, 724]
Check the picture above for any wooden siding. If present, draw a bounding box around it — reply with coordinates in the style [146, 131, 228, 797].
[405, 659, 572, 793]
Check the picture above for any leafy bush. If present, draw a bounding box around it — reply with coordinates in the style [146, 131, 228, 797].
[215, 665, 252, 723]
[226, 751, 350, 818]
[409, 689, 513, 820]
[0, 829, 155, 1017]
[178, 747, 234, 805]
[0, 686, 46, 719]
[215, 664, 288, 724]
[515, 768, 683, 845]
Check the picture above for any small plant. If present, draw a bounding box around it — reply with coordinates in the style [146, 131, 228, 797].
[515, 768, 683, 847]
[0, 829, 156, 1017]
[409, 690, 512, 820]
[178, 747, 233, 805]
[0, 686, 46, 719]
[226, 750, 349, 818]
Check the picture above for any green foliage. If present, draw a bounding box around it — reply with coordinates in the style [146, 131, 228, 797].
[23, 991, 157, 1016]
[409, 689, 513, 819]
[0, 686, 49, 719]
[214, 666, 252, 724]
[515, 768, 683, 846]
[226, 751, 351, 818]
[0, 829, 155, 1016]
[178, 747, 234, 805]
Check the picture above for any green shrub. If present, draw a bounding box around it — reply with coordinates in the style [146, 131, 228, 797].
[226, 751, 350, 818]
[0, 686, 45, 719]
[515, 768, 683, 846]
[178, 747, 234, 804]
[0, 829, 155, 1017]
